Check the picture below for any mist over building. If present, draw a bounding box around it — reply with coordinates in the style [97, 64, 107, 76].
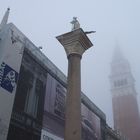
[0, 8, 130, 140]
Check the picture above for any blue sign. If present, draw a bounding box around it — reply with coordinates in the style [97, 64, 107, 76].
[0, 62, 18, 93]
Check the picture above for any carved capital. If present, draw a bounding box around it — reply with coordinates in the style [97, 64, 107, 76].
[56, 28, 93, 58]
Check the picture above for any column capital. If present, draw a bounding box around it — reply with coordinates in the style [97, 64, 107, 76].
[56, 28, 93, 57]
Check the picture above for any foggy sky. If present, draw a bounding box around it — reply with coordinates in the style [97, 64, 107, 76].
[1, 0, 140, 127]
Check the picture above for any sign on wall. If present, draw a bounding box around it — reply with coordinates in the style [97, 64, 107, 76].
[41, 129, 63, 140]
[44, 74, 66, 119]
[0, 24, 24, 140]
[0, 62, 18, 93]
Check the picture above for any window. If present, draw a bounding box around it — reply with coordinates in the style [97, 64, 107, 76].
[114, 79, 128, 88]
[24, 86, 31, 113]
[13, 66, 33, 112]
[35, 79, 44, 120]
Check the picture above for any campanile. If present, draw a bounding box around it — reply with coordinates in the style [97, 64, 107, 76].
[110, 47, 140, 140]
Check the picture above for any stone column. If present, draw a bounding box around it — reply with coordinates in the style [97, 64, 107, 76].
[56, 28, 93, 140]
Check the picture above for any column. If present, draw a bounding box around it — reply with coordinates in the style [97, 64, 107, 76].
[56, 27, 93, 140]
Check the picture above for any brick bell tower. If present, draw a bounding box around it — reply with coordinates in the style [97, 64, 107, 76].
[109, 47, 140, 140]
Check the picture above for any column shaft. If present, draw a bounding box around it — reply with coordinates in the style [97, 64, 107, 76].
[65, 54, 81, 140]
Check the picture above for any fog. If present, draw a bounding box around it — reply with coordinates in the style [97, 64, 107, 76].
[1, 0, 140, 127]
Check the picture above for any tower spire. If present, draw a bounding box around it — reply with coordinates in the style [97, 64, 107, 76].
[0, 8, 10, 31]
[112, 43, 125, 63]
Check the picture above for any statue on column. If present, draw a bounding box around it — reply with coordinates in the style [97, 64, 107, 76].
[71, 17, 80, 31]
[70, 17, 96, 35]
